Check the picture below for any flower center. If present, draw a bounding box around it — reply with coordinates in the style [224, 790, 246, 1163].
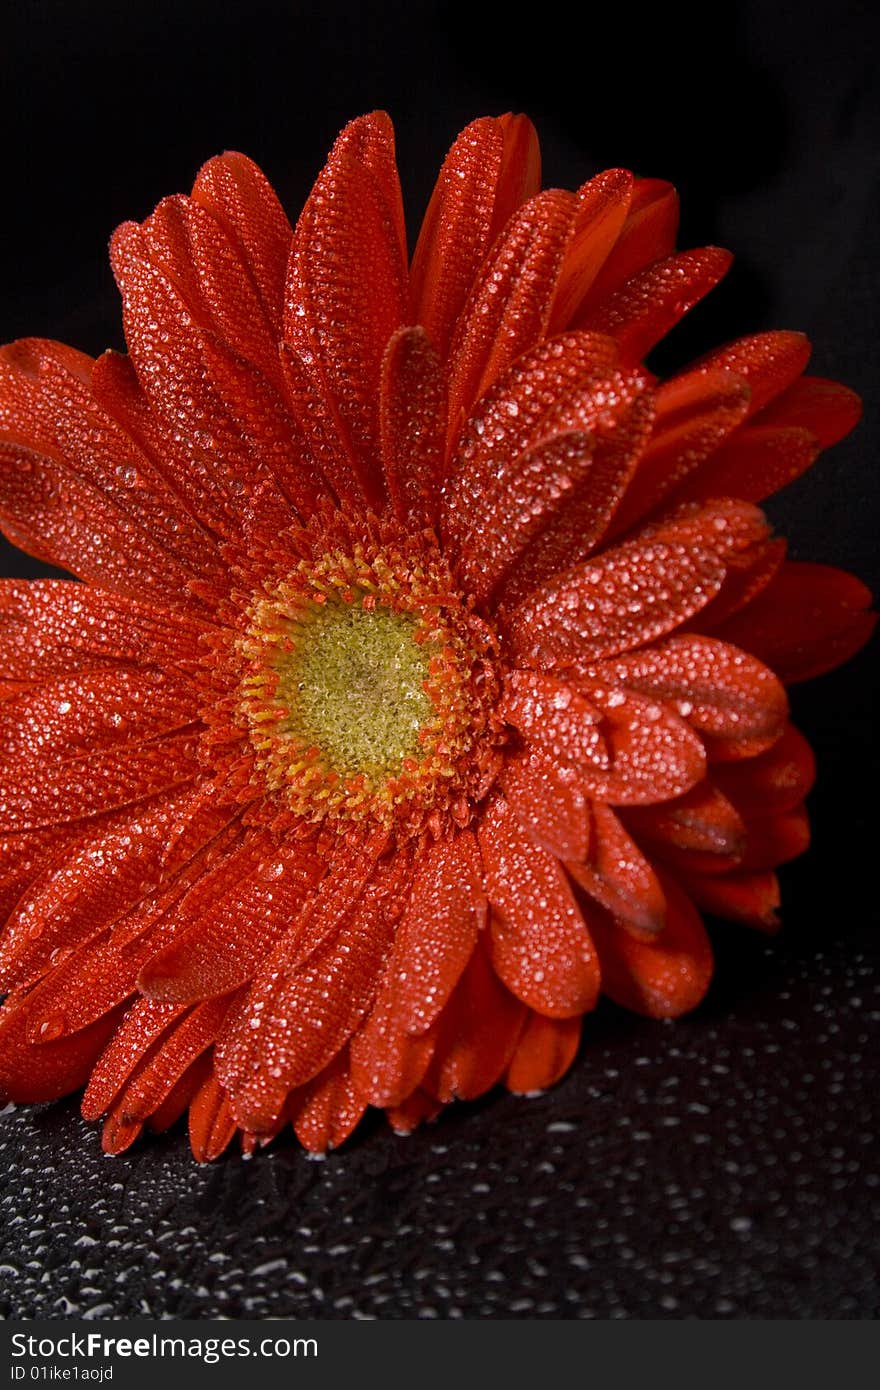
[274, 601, 435, 784]
[235, 532, 504, 839]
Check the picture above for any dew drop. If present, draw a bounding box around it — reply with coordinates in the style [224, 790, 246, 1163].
[38, 1015, 66, 1042]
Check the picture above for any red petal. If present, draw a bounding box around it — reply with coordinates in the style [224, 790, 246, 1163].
[629, 497, 771, 564]
[0, 732, 200, 833]
[501, 749, 591, 863]
[501, 670, 609, 772]
[424, 937, 526, 1102]
[586, 875, 713, 1018]
[0, 728, 198, 834]
[0, 580, 201, 682]
[504, 1012, 581, 1093]
[191, 151, 293, 335]
[505, 534, 728, 667]
[567, 802, 666, 936]
[0, 1001, 123, 1104]
[624, 779, 747, 862]
[81, 997, 186, 1121]
[266, 829, 391, 972]
[0, 821, 90, 924]
[278, 343, 366, 506]
[324, 111, 407, 268]
[139, 836, 325, 1004]
[577, 248, 732, 364]
[15, 830, 232, 1041]
[0, 439, 206, 607]
[713, 724, 816, 815]
[348, 999, 437, 1109]
[284, 129, 407, 510]
[550, 170, 634, 332]
[108, 806, 245, 951]
[0, 344, 222, 600]
[385, 1086, 442, 1135]
[445, 189, 576, 434]
[692, 536, 788, 632]
[788, 616, 880, 686]
[494, 380, 655, 606]
[147, 1053, 211, 1134]
[0, 667, 197, 766]
[569, 682, 707, 806]
[20, 914, 178, 1044]
[506, 499, 770, 668]
[99, 1111, 142, 1155]
[379, 326, 446, 527]
[291, 1046, 367, 1154]
[679, 868, 781, 931]
[672, 424, 820, 505]
[107, 237, 314, 539]
[372, 829, 485, 1036]
[574, 178, 680, 312]
[110, 206, 280, 429]
[442, 330, 620, 555]
[506, 545, 718, 669]
[478, 795, 600, 1018]
[492, 114, 543, 238]
[189, 334, 330, 525]
[411, 116, 540, 361]
[219, 852, 408, 1131]
[754, 375, 862, 447]
[714, 562, 876, 683]
[741, 804, 810, 871]
[593, 635, 788, 759]
[609, 368, 751, 535]
[145, 194, 282, 381]
[121, 1002, 232, 1124]
[188, 1071, 237, 1162]
[0, 785, 213, 993]
[692, 332, 811, 415]
[458, 430, 597, 605]
[89, 349, 231, 546]
[126, 185, 282, 371]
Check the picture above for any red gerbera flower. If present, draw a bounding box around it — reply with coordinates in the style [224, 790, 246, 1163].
[0, 113, 873, 1160]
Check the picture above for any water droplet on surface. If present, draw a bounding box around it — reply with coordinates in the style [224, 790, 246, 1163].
[37, 1016, 66, 1042]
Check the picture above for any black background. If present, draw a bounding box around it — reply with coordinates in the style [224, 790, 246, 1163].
[0, 0, 878, 1319]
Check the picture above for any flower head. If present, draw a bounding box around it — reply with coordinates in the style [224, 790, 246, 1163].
[0, 113, 873, 1158]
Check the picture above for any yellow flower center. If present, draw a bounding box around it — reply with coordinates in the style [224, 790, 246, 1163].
[235, 537, 504, 839]
[274, 600, 436, 787]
